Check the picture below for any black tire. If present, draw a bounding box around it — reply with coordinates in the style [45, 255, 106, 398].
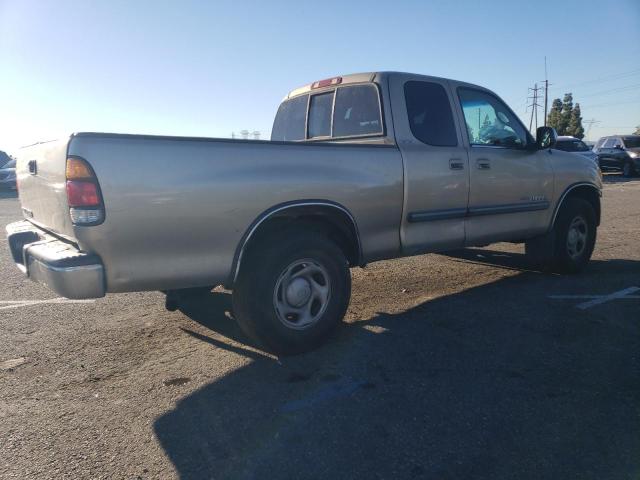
[526, 197, 597, 273]
[232, 228, 351, 355]
[622, 161, 634, 178]
[552, 197, 597, 273]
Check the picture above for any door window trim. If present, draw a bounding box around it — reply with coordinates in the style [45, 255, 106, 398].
[456, 86, 534, 150]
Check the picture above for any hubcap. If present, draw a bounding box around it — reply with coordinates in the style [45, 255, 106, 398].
[273, 259, 331, 330]
[566, 216, 588, 259]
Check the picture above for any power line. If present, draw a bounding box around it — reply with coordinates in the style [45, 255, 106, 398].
[551, 68, 640, 91]
[580, 98, 640, 109]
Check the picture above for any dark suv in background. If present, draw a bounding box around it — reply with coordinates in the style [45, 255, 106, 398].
[593, 135, 640, 177]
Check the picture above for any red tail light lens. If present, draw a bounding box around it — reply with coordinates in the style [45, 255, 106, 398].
[66, 180, 100, 207]
[65, 157, 105, 225]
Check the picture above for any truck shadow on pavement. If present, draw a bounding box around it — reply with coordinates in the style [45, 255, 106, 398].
[155, 252, 640, 479]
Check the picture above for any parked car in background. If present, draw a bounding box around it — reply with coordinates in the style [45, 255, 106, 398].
[593, 135, 640, 177]
[0, 150, 12, 168]
[0, 159, 17, 190]
[554, 136, 598, 165]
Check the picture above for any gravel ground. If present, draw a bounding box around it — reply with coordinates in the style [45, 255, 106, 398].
[0, 175, 638, 479]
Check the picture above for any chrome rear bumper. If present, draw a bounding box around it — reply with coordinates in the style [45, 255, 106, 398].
[6, 220, 105, 299]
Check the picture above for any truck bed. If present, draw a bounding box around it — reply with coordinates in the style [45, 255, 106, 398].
[15, 132, 404, 293]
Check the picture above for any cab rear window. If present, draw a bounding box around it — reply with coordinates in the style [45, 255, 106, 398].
[332, 85, 382, 138]
[271, 84, 383, 141]
[271, 94, 308, 141]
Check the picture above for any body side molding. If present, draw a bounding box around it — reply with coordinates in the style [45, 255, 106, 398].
[408, 200, 550, 223]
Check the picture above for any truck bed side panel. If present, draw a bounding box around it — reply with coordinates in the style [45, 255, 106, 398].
[67, 135, 404, 293]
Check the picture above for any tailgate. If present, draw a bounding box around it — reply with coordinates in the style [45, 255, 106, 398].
[17, 138, 76, 240]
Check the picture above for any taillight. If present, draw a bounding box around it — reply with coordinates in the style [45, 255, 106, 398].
[65, 157, 104, 225]
[66, 181, 100, 207]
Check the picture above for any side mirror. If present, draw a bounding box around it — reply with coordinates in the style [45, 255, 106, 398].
[536, 126, 557, 150]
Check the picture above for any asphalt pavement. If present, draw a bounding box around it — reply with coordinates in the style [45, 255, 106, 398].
[1, 175, 638, 479]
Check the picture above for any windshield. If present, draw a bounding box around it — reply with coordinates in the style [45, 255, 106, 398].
[555, 139, 590, 152]
[623, 136, 640, 148]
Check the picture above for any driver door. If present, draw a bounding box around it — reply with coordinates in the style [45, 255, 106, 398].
[452, 85, 554, 245]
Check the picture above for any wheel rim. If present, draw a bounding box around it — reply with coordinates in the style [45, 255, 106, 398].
[273, 259, 331, 330]
[566, 216, 588, 259]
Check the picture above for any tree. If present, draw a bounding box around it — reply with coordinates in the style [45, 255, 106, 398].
[566, 103, 585, 139]
[634, 125, 640, 135]
[547, 98, 563, 133]
[560, 93, 574, 134]
[547, 93, 584, 137]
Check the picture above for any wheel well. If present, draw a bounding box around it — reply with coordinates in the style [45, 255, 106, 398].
[230, 204, 363, 286]
[557, 184, 601, 226]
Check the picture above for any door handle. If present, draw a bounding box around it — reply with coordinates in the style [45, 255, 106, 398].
[449, 159, 464, 170]
[477, 159, 491, 170]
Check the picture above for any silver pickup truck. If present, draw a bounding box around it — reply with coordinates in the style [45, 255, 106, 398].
[7, 71, 602, 354]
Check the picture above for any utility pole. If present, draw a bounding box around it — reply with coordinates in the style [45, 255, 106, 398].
[543, 56, 549, 126]
[528, 84, 542, 133]
[583, 118, 601, 140]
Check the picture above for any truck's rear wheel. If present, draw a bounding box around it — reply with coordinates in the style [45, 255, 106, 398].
[233, 229, 351, 355]
[526, 197, 596, 273]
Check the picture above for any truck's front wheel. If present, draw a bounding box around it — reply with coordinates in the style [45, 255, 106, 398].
[526, 197, 596, 273]
[233, 230, 351, 355]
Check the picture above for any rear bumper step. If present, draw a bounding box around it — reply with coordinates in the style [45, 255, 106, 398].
[6, 220, 105, 299]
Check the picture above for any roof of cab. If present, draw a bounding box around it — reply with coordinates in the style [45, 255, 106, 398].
[286, 72, 377, 99]
[285, 71, 487, 100]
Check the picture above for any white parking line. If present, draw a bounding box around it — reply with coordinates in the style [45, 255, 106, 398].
[0, 298, 95, 311]
[549, 286, 640, 310]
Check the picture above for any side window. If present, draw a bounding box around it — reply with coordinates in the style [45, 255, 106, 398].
[404, 81, 457, 146]
[333, 85, 383, 137]
[271, 94, 309, 141]
[602, 138, 616, 148]
[458, 88, 528, 148]
[308, 92, 334, 138]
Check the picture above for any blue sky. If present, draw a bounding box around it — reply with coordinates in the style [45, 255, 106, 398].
[1, 0, 638, 152]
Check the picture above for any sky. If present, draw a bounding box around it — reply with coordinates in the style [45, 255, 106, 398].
[1, 0, 639, 154]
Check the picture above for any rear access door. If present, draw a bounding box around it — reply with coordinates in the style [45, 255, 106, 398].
[389, 74, 469, 254]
